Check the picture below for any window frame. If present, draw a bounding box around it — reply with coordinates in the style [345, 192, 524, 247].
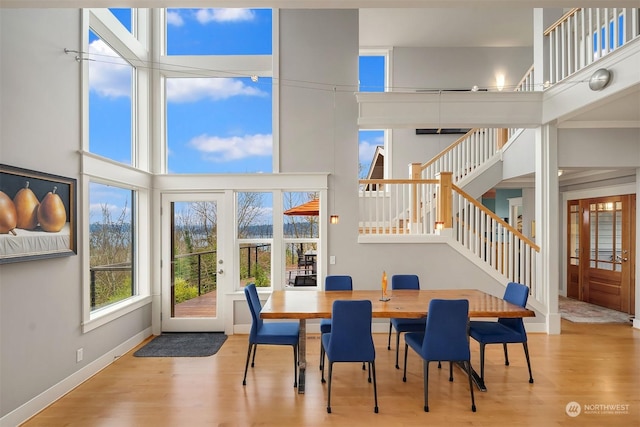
[81, 9, 152, 332]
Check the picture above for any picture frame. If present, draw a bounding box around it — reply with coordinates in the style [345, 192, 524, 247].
[0, 164, 77, 264]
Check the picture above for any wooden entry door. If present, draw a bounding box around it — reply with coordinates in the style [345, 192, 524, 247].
[567, 195, 635, 314]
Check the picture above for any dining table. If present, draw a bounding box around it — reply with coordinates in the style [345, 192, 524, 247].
[260, 288, 536, 394]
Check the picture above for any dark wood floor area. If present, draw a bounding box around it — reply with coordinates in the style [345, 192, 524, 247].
[22, 320, 639, 426]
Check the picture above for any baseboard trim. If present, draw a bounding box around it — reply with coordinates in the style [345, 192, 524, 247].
[0, 328, 151, 427]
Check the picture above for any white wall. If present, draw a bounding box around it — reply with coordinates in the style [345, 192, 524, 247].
[393, 46, 533, 92]
[0, 9, 151, 421]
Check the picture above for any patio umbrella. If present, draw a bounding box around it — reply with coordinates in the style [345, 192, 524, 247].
[283, 198, 319, 216]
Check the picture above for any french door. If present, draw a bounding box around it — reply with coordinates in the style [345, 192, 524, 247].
[161, 193, 227, 332]
[567, 194, 635, 314]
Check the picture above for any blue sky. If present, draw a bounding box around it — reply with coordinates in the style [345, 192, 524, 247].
[88, 8, 384, 220]
[90, 8, 384, 175]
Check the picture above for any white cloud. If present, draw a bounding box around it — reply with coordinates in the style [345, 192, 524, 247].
[195, 8, 255, 24]
[189, 133, 272, 162]
[88, 39, 131, 99]
[166, 10, 184, 27]
[89, 202, 131, 222]
[166, 77, 266, 103]
[359, 135, 383, 164]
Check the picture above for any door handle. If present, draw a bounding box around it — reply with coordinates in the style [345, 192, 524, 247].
[218, 269, 224, 274]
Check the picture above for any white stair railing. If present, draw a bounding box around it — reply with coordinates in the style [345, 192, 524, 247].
[545, 7, 640, 86]
[420, 128, 500, 184]
[358, 179, 439, 235]
[451, 184, 540, 293]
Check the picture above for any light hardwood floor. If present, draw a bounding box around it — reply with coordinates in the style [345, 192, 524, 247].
[22, 320, 639, 426]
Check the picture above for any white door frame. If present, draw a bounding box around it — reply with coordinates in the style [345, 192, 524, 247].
[160, 192, 228, 332]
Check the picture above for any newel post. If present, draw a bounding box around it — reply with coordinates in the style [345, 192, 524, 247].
[497, 128, 509, 149]
[410, 163, 422, 226]
[437, 171, 453, 229]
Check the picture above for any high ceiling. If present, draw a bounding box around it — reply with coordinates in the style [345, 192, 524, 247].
[360, 8, 534, 48]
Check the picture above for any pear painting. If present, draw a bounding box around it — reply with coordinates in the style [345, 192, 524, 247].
[37, 186, 67, 232]
[0, 190, 18, 235]
[13, 181, 39, 230]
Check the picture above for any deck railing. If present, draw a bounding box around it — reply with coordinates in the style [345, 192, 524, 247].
[545, 7, 640, 86]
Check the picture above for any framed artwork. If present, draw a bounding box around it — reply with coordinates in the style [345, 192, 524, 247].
[0, 164, 77, 264]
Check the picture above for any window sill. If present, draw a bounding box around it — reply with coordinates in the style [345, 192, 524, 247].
[82, 295, 152, 333]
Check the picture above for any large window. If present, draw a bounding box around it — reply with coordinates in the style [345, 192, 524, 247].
[283, 192, 319, 288]
[166, 76, 273, 173]
[359, 53, 386, 179]
[237, 192, 272, 288]
[166, 8, 272, 55]
[163, 8, 274, 174]
[88, 29, 133, 165]
[89, 182, 135, 311]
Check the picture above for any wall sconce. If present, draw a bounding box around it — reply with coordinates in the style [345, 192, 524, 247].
[435, 221, 444, 235]
[495, 74, 505, 91]
[330, 215, 340, 225]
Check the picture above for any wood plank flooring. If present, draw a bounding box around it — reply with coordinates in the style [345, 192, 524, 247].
[22, 320, 640, 426]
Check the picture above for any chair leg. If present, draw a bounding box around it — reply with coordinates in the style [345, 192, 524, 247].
[395, 331, 402, 369]
[367, 362, 372, 383]
[319, 340, 325, 371]
[242, 343, 253, 386]
[371, 361, 379, 413]
[402, 343, 409, 382]
[423, 360, 430, 412]
[387, 321, 393, 350]
[293, 345, 298, 388]
[503, 343, 510, 366]
[465, 361, 477, 412]
[326, 362, 333, 413]
[321, 345, 327, 384]
[251, 344, 258, 367]
[479, 343, 486, 383]
[522, 342, 534, 383]
[449, 362, 454, 381]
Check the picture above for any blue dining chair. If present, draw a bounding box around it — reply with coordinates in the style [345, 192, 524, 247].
[403, 299, 476, 413]
[321, 300, 379, 414]
[388, 274, 426, 368]
[468, 282, 534, 385]
[319, 275, 353, 371]
[243, 283, 300, 388]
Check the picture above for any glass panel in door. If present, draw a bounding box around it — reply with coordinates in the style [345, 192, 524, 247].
[162, 194, 226, 332]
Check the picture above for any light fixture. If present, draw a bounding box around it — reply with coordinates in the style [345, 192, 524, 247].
[435, 221, 444, 235]
[495, 74, 505, 91]
[543, 80, 551, 89]
[589, 68, 612, 91]
[329, 86, 339, 226]
[471, 85, 479, 92]
[250, 75, 258, 82]
[558, 169, 564, 177]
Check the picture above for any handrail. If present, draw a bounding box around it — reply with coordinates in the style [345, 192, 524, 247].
[514, 65, 535, 92]
[452, 184, 540, 251]
[420, 128, 478, 172]
[544, 8, 581, 36]
[360, 178, 438, 185]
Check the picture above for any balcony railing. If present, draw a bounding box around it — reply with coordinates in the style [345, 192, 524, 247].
[545, 7, 640, 86]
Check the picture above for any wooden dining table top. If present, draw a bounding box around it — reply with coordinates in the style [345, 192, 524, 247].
[260, 289, 536, 320]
